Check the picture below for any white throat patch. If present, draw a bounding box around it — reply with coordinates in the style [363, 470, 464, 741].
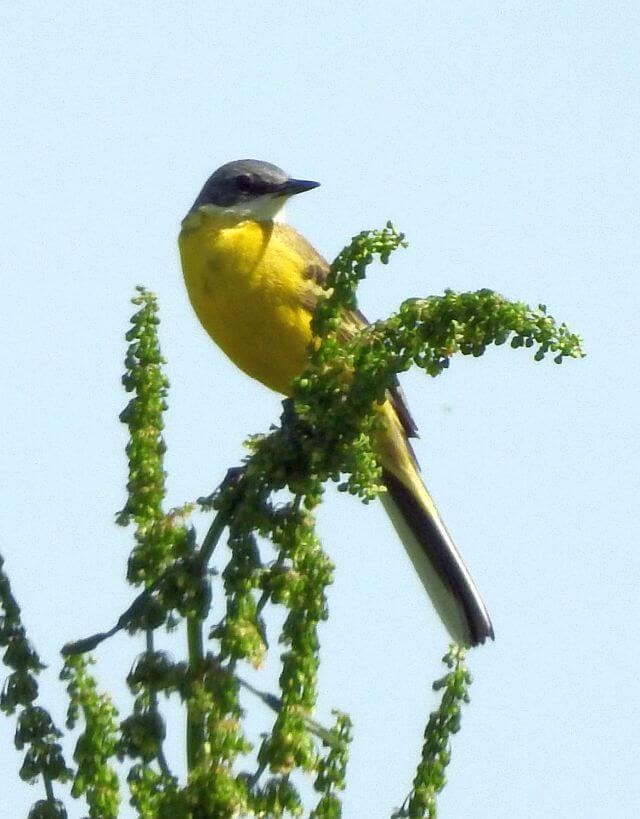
[200, 194, 288, 224]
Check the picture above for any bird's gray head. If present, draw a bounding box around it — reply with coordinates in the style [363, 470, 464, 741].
[189, 159, 320, 222]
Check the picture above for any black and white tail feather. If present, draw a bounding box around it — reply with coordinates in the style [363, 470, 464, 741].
[381, 468, 494, 647]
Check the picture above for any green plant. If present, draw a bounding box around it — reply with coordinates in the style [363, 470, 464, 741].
[1, 225, 584, 817]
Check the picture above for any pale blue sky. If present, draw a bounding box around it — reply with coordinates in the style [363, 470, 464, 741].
[1, 2, 639, 817]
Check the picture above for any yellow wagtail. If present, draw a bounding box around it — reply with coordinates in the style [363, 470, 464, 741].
[179, 159, 493, 647]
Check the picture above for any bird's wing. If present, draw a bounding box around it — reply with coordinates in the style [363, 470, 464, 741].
[276, 223, 420, 442]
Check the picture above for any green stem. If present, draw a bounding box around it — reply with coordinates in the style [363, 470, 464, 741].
[184, 496, 234, 771]
[186, 615, 204, 771]
[145, 630, 173, 779]
[43, 774, 55, 802]
[198, 507, 229, 568]
[250, 760, 267, 788]
[184, 470, 248, 771]
[226, 494, 298, 677]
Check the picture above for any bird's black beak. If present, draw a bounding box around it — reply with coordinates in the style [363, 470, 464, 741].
[275, 178, 320, 197]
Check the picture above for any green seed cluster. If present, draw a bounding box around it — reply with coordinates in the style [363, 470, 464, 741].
[385, 290, 585, 376]
[204, 425, 337, 809]
[179, 658, 252, 817]
[0, 554, 71, 817]
[117, 287, 188, 587]
[310, 711, 353, 818]
[312, 221, 407, 335]
[392, 646, 472, 819]
[296, 244, 584, 507]
[115, 289, 202, 813]
[61, 655, 120, 818]
[256, 503, 333, 777]
[214, 524, 266, 668]
[296, 223, 409, 501]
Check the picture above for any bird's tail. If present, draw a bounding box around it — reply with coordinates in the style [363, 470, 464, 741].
[379, 462, 494, 648]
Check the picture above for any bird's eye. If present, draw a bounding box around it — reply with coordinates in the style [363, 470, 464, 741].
[235, 174, 253, 192]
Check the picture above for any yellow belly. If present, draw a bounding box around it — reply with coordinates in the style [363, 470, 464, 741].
[179, 214, 313, 395]
[179, 211, 418, 485]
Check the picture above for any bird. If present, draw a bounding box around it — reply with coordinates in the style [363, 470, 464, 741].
[178, 159, 493, 647]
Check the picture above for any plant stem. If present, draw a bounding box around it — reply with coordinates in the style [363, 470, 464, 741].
[43, 774, 55, 802]
[198, 503, 233, 568]
[145, 630, 173, 779]
[186, 497, 234, 771]
[186, 615, 204, 771]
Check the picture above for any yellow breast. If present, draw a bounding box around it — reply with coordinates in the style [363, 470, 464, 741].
[178, 212, 314, 395]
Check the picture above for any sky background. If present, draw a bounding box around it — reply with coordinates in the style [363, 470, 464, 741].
[1, 2, 639, 817]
